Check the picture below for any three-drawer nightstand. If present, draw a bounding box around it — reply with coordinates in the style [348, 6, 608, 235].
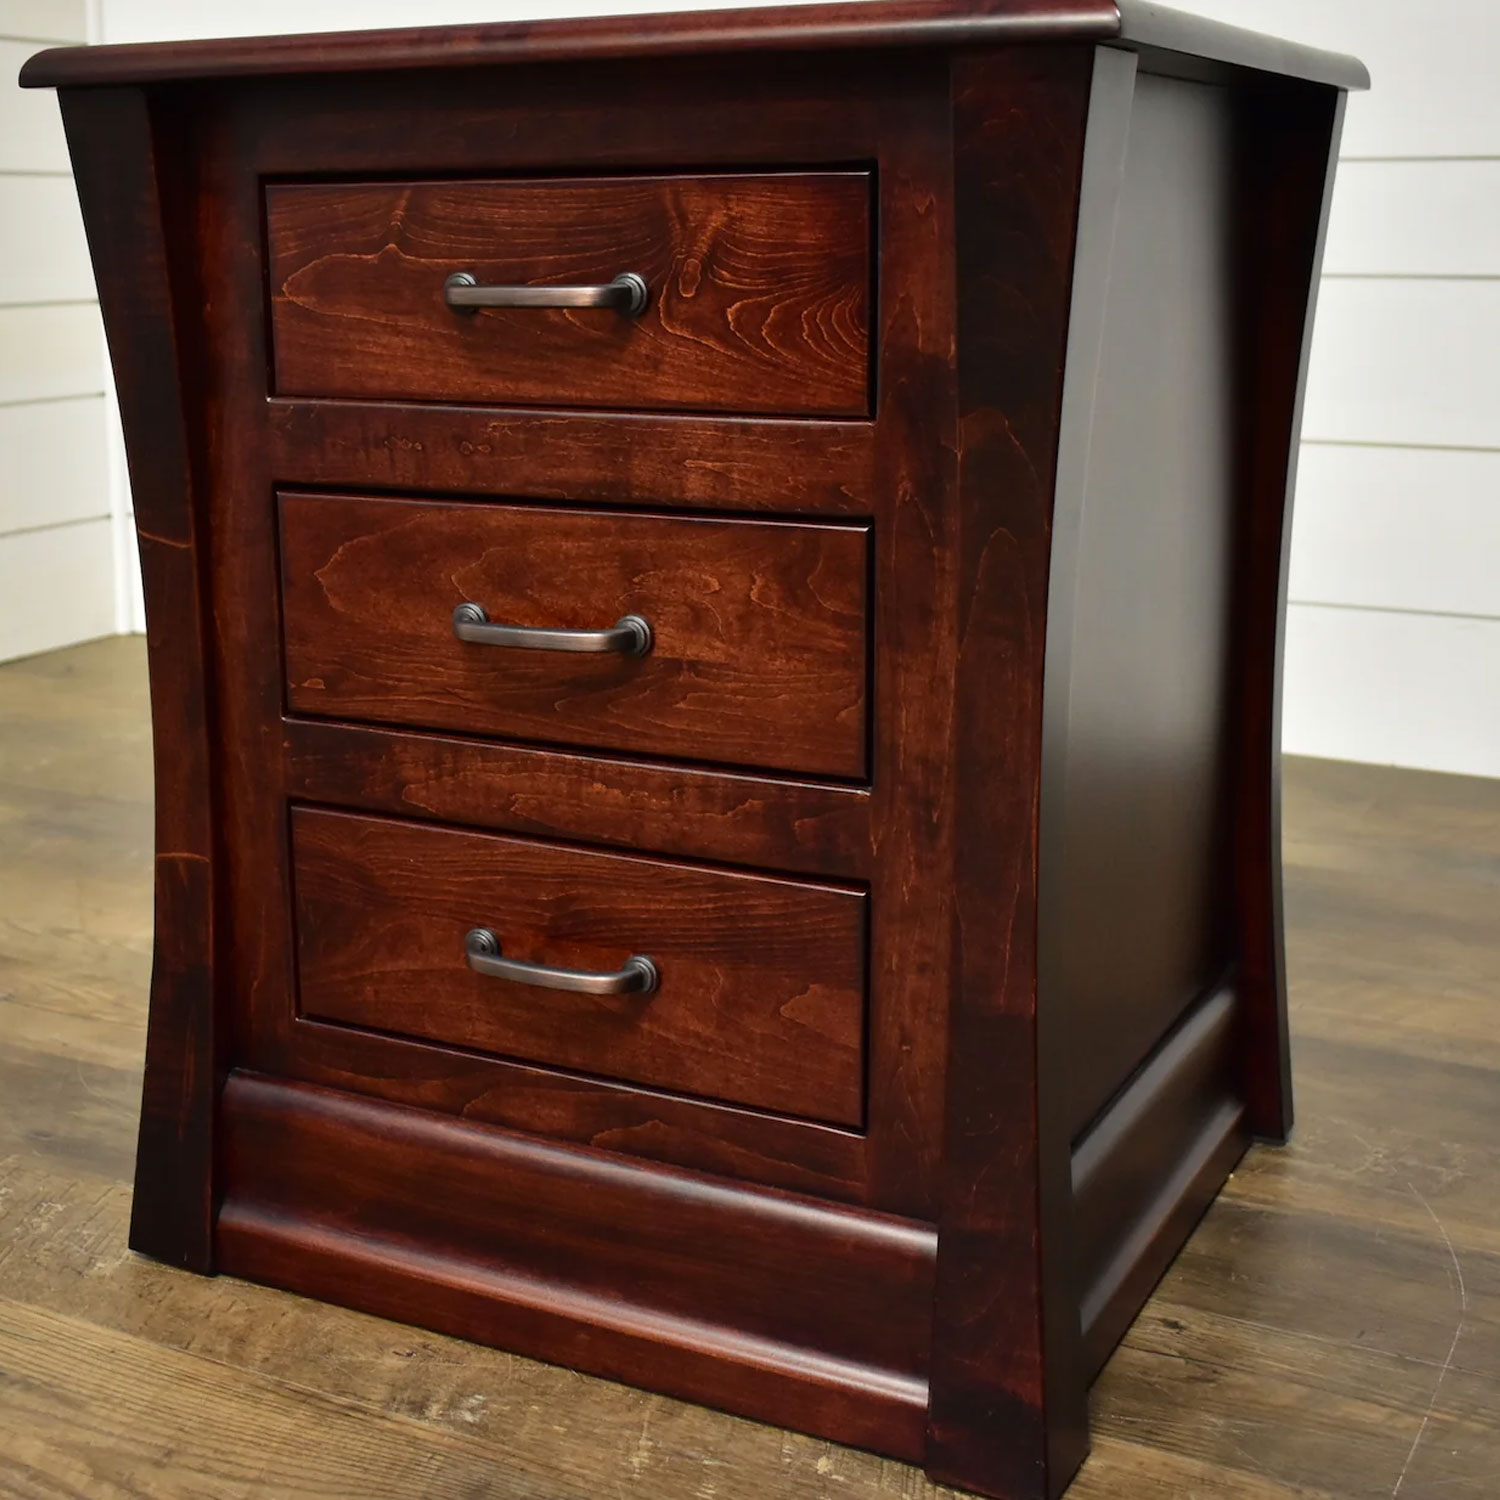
[23, 6, 1366, 1495]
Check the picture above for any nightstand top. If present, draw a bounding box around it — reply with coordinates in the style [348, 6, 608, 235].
[21, 0, 1368, 93]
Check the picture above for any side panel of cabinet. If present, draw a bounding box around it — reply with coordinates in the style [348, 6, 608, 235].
[60, 85, 222, 1272]
[1043, 57, 1345, 1398]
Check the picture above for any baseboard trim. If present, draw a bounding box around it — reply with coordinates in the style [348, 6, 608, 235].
[1071, 981, 1252, 1376]
[216, 1071, 933, 1459]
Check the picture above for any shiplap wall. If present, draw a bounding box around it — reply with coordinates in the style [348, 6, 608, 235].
[0, 0, 115, 661]
[1180, 0, 1500, 778]
[26, 0, 1500, 778]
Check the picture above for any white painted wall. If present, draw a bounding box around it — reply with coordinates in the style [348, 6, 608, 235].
[1180, 0, 1500, 777]
[12, 0, 1498, 779]
[0, 0, 115, 662]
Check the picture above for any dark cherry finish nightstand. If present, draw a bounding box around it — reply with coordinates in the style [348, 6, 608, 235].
[22, 6, 1366, 1495]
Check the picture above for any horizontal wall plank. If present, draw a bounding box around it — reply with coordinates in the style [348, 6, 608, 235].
[104, 398, 144, 634]
[0, 302, 102, 403]
[1181, 0, 1500, 158]
[1283, 604, 1500, 778]
[1303, 279, 1500, 450]
[0, 515, 113, 663]
[1324, 161, 1500, 278]
[0, 173, 92, 304]
[0, 39, 69, 171]
[121, 511, 145, 633]
[0, 394, 107, 533]
[1290, 444, 1500, 620]
[0, 0, 85, 42]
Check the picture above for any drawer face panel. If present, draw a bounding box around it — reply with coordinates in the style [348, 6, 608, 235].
[279, 492, 869, 779]
[290, 807, 867, 1126]
[265, 173, 871, 416]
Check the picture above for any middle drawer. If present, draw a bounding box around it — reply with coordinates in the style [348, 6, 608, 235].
[279, 492, 869, 779]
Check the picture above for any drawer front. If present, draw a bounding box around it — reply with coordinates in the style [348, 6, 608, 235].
[266, 173, 871, 416]
[280, 492, 869, 779]
[290, 808, 866, 1126]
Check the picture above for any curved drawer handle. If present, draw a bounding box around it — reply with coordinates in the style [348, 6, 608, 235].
[464, 927, 659, 997]
[444, 270, 649, 317]
[453, 603, 653, 657]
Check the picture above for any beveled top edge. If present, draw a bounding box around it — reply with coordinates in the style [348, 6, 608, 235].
[19, 0, 1367, 92]
[1117, 1, 1369, 91]
[21, 0, 1122, 88]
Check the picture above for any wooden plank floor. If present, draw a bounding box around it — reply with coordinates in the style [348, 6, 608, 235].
[1, 635, 1496, 1499]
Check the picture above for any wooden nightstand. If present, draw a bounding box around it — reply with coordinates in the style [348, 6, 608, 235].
[22, 7, 1366, 1495]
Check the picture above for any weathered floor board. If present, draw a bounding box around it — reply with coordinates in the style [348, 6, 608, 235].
[1, 636, 1496, 1499]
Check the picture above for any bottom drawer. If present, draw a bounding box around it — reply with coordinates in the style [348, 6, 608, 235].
[289, 806, 867, 1126]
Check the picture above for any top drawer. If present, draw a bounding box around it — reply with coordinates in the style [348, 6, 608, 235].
[265, 172, 871, 417]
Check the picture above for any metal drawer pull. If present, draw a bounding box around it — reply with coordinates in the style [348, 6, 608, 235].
[453, 603, 652, 657]
[444, 270, 649, 317]
[464, 927, 659, 997]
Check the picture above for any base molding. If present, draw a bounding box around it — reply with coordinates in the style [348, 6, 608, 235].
[215, 1072, 933, 1458]
[1071, 982, 1251, 1375]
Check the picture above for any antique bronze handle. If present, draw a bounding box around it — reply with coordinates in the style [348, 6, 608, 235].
[444, 270, 649, 316]
[452, 603, 652, 657]
[464, 928, 659, 997]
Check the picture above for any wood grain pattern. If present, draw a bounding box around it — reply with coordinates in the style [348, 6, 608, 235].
[926, 45, 1096, 1500]
[266, 399, 877, 514]
[282, 718, 873, 880]
[279, 491, 869, 780]
[10, 639, 1497, 1500]
[267, 174, 870, 417]
[21, 0, 1121, 88]
[191, 63, 906, 1209]
[29, 14, 1361, 1493]
[236, 48, 962, 1221]
[57, 86, 220, 1274]
[273, 1018, 872, 1203]
[856, 52, 961, 1220]
[218, 1073, 934, 1457]
[240, 54, 884, 181]
[290, 807, 868, 1127]
[18, 0, 1367, 92]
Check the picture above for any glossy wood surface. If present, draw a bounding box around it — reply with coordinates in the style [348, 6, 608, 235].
[279, 492, 869, 779]
[190, 52, 959, 1222]
[19, 0, 1367, 90]
[57, 87, 220, 1274]
[267, 173, 871, 416]
[265, 398, 877, 513]
[927, 46, 1095, 1500]
[282, 719, 873, 879]
[218, 1072, 932, 1456]
[290, 807, 868, 1126]
[5, 638, 1495, 1500]
[1228, 80, 1346, 1142]
[855, 54, 960, 1221]
[1069, 981, 1246, 1375]
[36, 17, 1359, 1496]
[103, 56, 944, 1232]
[1043, 67, 1240, 1141]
